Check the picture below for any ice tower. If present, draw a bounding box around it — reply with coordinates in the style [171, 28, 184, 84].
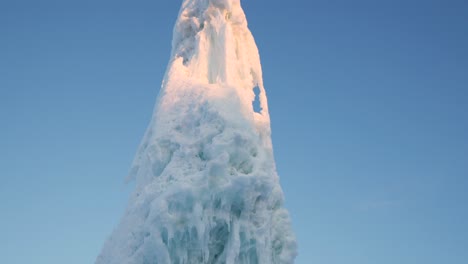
[97, 0, 297, 263]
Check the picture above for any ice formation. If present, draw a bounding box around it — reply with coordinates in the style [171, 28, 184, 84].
[96, 0, 297, 263]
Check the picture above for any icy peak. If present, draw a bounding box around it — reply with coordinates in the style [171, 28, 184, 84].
[168, 0, 268, 122]
[210, 0, 239, 10]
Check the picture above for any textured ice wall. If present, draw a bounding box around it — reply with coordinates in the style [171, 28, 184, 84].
[97, 1, 297, 263]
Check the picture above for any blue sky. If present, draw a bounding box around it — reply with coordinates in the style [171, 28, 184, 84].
[1, 0, 467, 263]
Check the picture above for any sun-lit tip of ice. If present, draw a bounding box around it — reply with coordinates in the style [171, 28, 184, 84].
[169, 0, 268, 121]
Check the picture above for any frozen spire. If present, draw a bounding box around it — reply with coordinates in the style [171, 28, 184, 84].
[96, 1, 297, 263]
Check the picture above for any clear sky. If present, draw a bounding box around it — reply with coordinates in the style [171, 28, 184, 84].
[1, 0, 467, 263]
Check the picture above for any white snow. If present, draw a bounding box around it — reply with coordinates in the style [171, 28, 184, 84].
[97, 0, 297, 263]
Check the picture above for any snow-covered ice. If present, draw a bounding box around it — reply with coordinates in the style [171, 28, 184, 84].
[97, 0, 297, 263]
